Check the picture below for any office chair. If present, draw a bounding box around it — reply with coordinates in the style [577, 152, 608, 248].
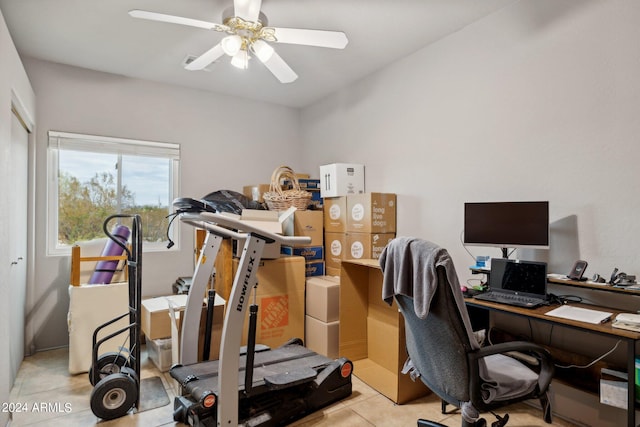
[380, 237, 554, 427]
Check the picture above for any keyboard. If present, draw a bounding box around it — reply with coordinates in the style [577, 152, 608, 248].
[473, 291, 546, 308]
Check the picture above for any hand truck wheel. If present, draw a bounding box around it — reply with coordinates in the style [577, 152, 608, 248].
[89, 352, 129, 386]
[90, 373, 138, 420]
[119, 366, 140, 385]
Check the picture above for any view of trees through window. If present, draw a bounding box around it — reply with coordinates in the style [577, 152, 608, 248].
[48, 131, 179, 254]
[56, 150, 173, 248]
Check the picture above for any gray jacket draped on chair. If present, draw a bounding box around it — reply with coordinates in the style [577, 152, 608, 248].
[379, 237, 539, 407]
[380, 237, 479, 348]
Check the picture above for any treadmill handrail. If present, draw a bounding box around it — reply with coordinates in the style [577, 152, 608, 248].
[180, 211, 312, 246]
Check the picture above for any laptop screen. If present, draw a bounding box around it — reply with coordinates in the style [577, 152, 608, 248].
[490, 258, 548, 297]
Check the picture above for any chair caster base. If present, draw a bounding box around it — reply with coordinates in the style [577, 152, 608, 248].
[418, 419, 447, 427]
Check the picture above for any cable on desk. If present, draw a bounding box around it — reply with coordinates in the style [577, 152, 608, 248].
[547, 293, 584, 305]
[466, 278, 484, 287]
[554, 340, 622, 369]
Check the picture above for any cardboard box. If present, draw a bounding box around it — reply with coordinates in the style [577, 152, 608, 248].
[284, 178, 320, 190]
[306, 275, 340, 322]
[323, 197, 347, 232]
[281, 245, 323, 261]
[298, 178, 320, 189]
[305, 260, 325, 277]
[309, 189, 322, 208]
[141, 294, 190, 340]
[229, 208, 296, 259]
[324, 232, 347, 272]
[319, 163, 365, 198]
[243, 184, 271, 203]
[283, 210, 324, 246]
[346, 193, 397, 233]
[326, 266, 341, 277]
[233, 256, 306, 349]
[339, 259, 430, 404]
[168, 294, 225, 365]
[346, 233, 395, 261]
[305, 316, 339, 359]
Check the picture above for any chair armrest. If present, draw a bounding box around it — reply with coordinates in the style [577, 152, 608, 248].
[468, 341, 554, 405]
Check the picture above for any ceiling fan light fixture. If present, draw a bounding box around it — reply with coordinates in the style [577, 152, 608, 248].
[221, 35, 242, 56]
[230, 49, 249, 69]
[252, 39, 274, 62]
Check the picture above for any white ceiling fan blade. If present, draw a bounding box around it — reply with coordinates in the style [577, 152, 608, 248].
[128, 9, 224, 30]
[259, 49, 298, 84]
[234, 0, 262, 22]
[185, 44, 225, 71]
[270, 28, 348, 49]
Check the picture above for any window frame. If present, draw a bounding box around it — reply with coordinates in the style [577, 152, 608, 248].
[47, 131, 180, 256]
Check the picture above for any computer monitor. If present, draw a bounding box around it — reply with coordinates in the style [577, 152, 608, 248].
[463, 201, 549, 258]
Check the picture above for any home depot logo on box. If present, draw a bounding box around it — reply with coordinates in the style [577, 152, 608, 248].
[260, 295, 289, 338]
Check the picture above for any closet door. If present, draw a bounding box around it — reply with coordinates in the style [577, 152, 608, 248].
[9, 109, 28, 384]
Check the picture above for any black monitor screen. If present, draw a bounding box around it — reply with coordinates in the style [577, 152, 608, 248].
[464, 201, 549, 249]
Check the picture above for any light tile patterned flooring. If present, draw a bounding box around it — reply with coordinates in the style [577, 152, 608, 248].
[8, 347, 580, 426]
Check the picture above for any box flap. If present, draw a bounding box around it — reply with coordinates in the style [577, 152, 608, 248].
[233, 208, 297, 235]
[241, 209, 279, 222]
[142, 294, 189, 312]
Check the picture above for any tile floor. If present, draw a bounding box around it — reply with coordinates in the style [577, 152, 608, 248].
[8, 347, 580, 426]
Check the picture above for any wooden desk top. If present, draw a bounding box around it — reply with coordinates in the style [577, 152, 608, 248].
[465, 298, 640, 340]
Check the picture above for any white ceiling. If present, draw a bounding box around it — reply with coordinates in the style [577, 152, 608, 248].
[0, 0, 514, 108]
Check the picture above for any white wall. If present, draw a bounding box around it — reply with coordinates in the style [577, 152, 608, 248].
[22, 57, 302, 351]
[300, 0, 640, 425]
[302, 0, 640, 279]
[8, 0, 640, 424]
[0, 8, 35, 427]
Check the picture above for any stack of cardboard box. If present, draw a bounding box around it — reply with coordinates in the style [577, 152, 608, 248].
[141, 294, 225, 371]
[304, 275, 340, 358]
[281, 209, 325, 277]
[295, 178, 322, 208]
[324, 192, 397, 276]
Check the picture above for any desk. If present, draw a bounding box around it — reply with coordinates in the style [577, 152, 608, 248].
[465, 298, 640, 427]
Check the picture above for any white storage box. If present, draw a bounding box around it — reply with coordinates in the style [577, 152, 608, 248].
[67, 282, 129, 374]
[319, 163, 365, 198]
[147, 337, 173, 372]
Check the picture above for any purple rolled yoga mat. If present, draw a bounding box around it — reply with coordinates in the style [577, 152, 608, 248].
[88, 224, 131, 284]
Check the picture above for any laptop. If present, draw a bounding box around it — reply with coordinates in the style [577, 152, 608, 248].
[474, 258, 548, 308]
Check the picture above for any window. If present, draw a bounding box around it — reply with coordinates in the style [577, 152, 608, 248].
[47, 131, 180, 255]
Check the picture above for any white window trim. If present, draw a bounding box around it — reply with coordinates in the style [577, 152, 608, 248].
[47, 131, 180, 256]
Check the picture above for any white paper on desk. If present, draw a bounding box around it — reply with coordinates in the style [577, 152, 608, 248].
[545, 305, 613, 324]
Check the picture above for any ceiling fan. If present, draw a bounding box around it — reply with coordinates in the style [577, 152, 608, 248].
[129, 0, 348, 83]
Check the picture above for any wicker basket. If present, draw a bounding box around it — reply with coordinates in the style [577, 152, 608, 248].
[263, 166, 312, 211]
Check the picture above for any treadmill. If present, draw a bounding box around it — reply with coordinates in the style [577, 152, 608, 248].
[169, 198, 353, 427]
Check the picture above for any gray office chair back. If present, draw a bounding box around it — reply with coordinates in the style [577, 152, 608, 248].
[395, 267, 473, 407]
[382, 238, 554, 427]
